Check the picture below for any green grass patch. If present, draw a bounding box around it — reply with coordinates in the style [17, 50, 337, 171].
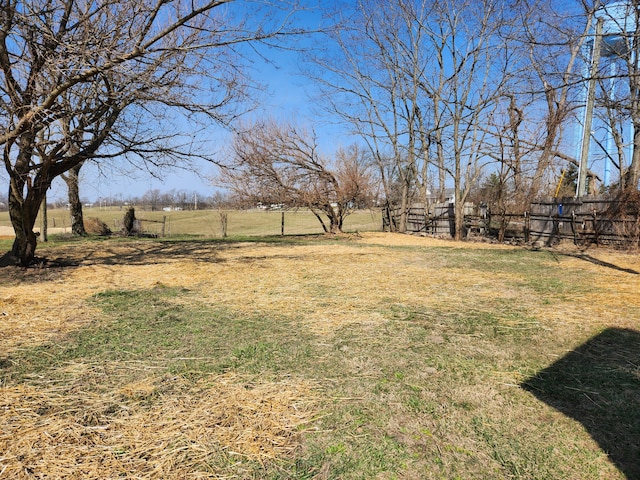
[5, 285, 317, 387]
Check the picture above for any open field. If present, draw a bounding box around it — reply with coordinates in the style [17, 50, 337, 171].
[1, 233, 639, 478]
[0, 207, 383, 238]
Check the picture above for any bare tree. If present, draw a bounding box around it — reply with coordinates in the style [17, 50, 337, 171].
[596, 75, 629, 191]
[61, 163, 86, 235]
[1, 0, 302, 265]
[423, 0, 521, 239]
[627, 27, 640, 187]
[516, 0, 640, 197]
[309, 0, 434, 232]
[313, 0, 519, 239]
[218, 120, 375, 233]
[142, 189, 163, 212]
[515, 1, 597, 201]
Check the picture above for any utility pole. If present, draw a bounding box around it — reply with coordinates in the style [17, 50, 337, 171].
[577, 18, 603, 198]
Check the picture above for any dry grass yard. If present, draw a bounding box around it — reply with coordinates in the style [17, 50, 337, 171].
[0, 232, 639, 478]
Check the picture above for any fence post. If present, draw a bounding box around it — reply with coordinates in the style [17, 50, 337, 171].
[219, 211, 228, 238]
[161, 216, 166, 237]
[41, 194, 48, 242]
[281, 211, 285, 236]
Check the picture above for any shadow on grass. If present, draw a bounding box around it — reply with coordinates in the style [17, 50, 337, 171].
[522, 328, 640, 479]
[562, 252, 639, 275]
[0, 234, 330, 272]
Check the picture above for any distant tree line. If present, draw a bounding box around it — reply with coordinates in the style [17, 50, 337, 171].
[40, 189, 234, 212]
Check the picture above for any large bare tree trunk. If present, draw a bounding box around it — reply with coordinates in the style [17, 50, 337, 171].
[398, 180, 411, 234]
[9, 180, 48, 267]
[63, 163, 87, 236]
[454, 200, 465, 241]
[9, 195, 40, 267]
[7, 135, 48, 266]
[330, 215, 343, 234]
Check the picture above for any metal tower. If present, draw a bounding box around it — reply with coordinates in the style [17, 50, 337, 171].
[575, 1, 636, 196]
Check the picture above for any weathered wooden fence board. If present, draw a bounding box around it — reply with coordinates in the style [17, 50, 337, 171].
[529, 196, 639, 247]
[385, 196, 639, 247]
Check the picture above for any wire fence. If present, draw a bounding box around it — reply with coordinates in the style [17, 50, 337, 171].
[0, 208, 383, 238]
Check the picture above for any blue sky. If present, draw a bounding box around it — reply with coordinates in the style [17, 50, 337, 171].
[77, 55, 349, 203]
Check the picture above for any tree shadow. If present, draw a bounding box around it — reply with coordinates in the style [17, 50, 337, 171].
[0, 237, 330, 285]
[561, 252, 639, 275]
[51, 237, 320, 267]
[0, 239, 231, 269]
[521, 328, 640, 479]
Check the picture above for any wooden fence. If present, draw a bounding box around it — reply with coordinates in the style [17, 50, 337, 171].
[385, 196, 640, 247]
[384, 202, 492, 238]
[528, 196, 639, 248]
